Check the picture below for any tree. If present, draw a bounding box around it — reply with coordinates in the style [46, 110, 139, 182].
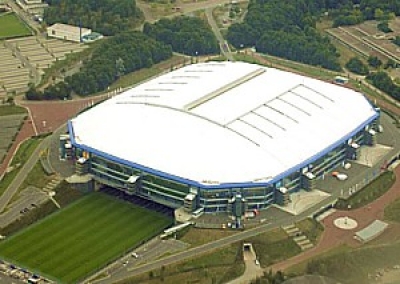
[367, 56, 382, 68]
[384, 58, 397, 69]
[345, 57, 369, 75]
[367, 71, 400, 101]
[374, 8, 385, 20]
[25, 87, 42, 100]
[115, 57, 126, 78]
[377, 21, 392, 33]
[5, 97, 14, 105]
[393, 36, 400, 46]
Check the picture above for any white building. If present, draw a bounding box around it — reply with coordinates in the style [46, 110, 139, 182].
[47, 23, 91, 43]
[68, 61, 380, 213]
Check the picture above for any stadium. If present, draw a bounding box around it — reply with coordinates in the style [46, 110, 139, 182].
[67, 61, 380, 215]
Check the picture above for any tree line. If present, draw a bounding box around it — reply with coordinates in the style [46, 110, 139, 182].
[331, 0, 400, 27]
[44, 0, 143, 36]
[26, 32, 172, 100]
[367, 71, 400, 101]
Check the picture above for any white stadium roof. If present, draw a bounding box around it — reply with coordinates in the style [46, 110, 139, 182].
[69, 61, 378, 187]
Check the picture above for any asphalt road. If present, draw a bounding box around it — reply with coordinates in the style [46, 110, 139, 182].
[0, 124, 67, 214]
[205, 7, 234, 61]
[0, 138, 49, 214]
[0, 186, 47, 228]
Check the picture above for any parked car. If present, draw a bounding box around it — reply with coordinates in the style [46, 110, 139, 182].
[336, 173, 348, 181]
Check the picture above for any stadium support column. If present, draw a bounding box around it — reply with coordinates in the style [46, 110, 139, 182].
[346, 142, 361, 160]
[275, 187, 290, 206]
[301, 172, 316, 192]
[228, 194, 247, 228]
[183, 193, 196, 213]
[364, 128, 377, 146]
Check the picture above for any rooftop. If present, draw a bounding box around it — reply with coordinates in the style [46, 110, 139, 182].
[69, 61, 378, 187]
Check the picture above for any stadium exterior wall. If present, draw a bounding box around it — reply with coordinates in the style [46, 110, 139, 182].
[68, 113, 379, 213]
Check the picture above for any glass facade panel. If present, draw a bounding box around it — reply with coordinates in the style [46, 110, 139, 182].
[80, 121, 375, 214]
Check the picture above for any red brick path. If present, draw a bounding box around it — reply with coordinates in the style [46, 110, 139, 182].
[0, 95, 107, 176]
[270, 166, 400, 272]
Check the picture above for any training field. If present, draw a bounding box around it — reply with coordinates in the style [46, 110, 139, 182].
[0, 193, 172, 283]
[0, 13, 32, 39]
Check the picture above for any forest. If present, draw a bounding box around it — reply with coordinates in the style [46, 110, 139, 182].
[31, 0, 400, 100]
[43, 0, 143, 35]
[227, 0, 342, 71]
[143, 17, 219, 56]
[227, 0, 400, 71]
[26, 32, 172, 99]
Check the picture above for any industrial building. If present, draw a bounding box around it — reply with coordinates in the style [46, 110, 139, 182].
[66, 61, 380, 215]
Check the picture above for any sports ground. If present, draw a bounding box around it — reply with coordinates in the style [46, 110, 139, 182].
[0, 13, 32, 39]
[0, 193, 172, 283]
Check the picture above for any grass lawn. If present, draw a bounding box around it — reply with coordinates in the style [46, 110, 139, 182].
[296, 218, 324, 243]
[10, 137, 42, 167]
[109, 55, 186, 90]
[120, 243, 244, 284]
[0, 13, 32, 39]
[385, 196, 400, 223]
[289, 241, 400, 284]
[179, 227, 237, 246]
[0, 137, 42, 198]
[247, 228, 302, 268]
[0, 105, 27, 117]
[0, 192, 172, 283]
[336, 171, 395, 210]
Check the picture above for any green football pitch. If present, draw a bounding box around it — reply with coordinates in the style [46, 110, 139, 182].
[0, 192, 172, 283]
[0, 13, 32, 39]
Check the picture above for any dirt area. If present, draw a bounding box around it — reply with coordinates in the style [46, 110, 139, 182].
[374, 267, 400, 284]
[327, 17, 400, 79]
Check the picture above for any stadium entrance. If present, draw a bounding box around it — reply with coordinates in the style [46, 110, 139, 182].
[100, 186, 174, 218]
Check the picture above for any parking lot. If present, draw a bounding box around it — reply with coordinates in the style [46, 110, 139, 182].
[0, 259, 52, 284]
